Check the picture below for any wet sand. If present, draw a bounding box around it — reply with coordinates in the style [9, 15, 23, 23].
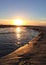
[0, 26, 46, 65]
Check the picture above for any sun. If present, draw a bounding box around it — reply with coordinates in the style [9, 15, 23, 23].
[14, 19, 23, 25]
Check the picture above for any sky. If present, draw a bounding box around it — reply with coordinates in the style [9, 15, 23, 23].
[0, 0, 46, 25]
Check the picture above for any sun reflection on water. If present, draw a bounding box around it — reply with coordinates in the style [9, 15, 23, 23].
[16, 27, 21, 44]
[16, 33, 20, 39]
[16, 27, 21, 33]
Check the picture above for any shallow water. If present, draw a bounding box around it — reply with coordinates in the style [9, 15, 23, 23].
[0, 27, 39, 57]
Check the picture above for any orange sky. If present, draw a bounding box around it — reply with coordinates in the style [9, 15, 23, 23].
[0, 19, 46, 26]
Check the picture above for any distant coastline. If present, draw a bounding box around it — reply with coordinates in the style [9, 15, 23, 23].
[0, 25, 46, 28]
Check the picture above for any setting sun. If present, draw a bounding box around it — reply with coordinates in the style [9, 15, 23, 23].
[14, 19, 23, 25]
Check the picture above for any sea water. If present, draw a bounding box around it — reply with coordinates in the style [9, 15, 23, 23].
[0, 27, 39, 57]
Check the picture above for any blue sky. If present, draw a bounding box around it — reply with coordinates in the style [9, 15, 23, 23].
[0, 0, 46, 24]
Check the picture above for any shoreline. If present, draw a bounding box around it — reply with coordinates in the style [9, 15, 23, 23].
[0, 32, 41, 64]
[0, 26, 46, 65]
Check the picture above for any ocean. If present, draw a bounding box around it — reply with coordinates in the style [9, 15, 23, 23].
[0, 27, 39, 57]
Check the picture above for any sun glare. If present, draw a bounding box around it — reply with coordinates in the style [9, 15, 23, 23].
[14, 19, 23, 25]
